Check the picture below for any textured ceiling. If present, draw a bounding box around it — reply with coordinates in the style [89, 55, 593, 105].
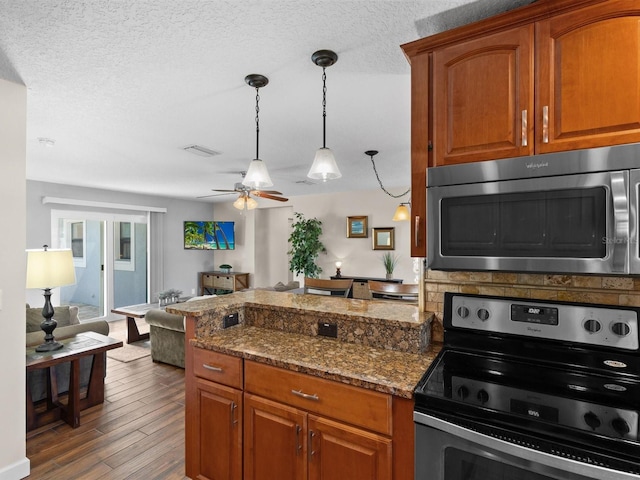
[0, 0, 533, 203]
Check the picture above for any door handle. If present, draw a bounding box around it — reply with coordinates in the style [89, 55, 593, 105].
[610, 171, 629, 273]
[414, 215, 421, 247]
[521, 109, 528, 147]
[542, 106, 549, 144]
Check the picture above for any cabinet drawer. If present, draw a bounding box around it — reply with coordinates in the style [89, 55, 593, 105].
[201, 274, 216, 287]
[214, 275, 234, 289]
[245, 361, 392, 435]
[193, 348, 243, 389]
[352, 281, 371, 300]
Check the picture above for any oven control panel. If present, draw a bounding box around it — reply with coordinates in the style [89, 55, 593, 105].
[450, 294, 639, 351]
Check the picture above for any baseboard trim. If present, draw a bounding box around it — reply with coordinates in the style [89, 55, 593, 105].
[0, 457, 30, 480]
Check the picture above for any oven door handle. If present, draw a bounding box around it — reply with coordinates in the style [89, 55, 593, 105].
[610, 171, 629, 273]
[414, 411, 638, 480]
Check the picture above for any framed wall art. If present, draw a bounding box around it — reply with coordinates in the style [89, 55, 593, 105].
[372, 227, 395, 250]
[346, 216, 368, 238]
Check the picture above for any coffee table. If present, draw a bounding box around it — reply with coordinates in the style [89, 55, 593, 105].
[26, 331, 122, 430]
[110, 302, 158, 344]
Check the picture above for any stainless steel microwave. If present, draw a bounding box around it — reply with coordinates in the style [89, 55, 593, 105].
[427, 143, 640, 275]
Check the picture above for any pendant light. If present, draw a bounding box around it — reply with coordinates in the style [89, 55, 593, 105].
[242, 74, 273, 189]
[365, 150, 411, 221]
[307, 50, 341, 182]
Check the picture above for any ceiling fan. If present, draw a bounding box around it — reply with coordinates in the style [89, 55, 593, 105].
[198, 172, 288, 209]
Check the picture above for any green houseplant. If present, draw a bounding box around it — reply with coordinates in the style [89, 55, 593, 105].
[382, 252, 399, 279]
[288, 212, 327, 278]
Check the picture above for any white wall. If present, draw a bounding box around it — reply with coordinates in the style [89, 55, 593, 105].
[26, 181, 217, 300]
[0, 79, 30, 479]
[211, 188, 414, 288]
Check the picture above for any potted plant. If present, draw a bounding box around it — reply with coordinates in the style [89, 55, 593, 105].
[288, 212, 327, 278]
[382, 252, 399, 280]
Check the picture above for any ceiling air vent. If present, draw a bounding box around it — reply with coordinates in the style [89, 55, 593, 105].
[182, 144, 220, 157]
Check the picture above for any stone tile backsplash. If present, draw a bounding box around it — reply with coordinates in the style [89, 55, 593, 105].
[425, 271, 640, 343]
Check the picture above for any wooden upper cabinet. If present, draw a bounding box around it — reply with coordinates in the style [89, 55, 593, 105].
[536, 0, 640, 152]
[432, 25, 534, 166]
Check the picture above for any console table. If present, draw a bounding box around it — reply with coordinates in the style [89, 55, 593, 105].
[199, 271, 250, 295]
[26, 331, 122, 430]
[330, 275, 403, 299]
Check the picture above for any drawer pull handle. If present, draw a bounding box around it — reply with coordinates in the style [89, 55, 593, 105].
[203, 364, 223, 372]
[291, 389, 319, 401]
[521, 109, 528, 147]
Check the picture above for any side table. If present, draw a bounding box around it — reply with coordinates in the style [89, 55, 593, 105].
[26, 331, 122, 430]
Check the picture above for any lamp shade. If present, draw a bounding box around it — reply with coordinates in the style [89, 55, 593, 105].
[26, 249, 76, 288]
[233, 196, 245, 210]
[307, 147, 341, 181]
[243, 158, 273, 189]
[392, 204, 411, 221]
[246, 196, 258, 210]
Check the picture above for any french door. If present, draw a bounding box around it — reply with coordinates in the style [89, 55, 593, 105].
[51, 209, 149, 320]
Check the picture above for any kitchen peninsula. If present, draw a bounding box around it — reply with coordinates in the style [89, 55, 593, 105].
[167, 290, 436, 480]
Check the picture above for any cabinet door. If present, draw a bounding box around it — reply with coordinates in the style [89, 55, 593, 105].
[410, 52, 430, 257]
[536, 0, 640, 153]
[433, 25, 534, 166]
[308, 415, 392, 480]
[193, 378, 242, 480]
[244, 394, 307, 480]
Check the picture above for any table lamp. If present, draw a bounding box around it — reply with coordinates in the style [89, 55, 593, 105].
[26, 246, 77, 352]
[335, 261, 342, 278]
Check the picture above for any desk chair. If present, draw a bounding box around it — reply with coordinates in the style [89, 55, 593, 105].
[304, 278, 354, 297]
[368, 280, 419, 303]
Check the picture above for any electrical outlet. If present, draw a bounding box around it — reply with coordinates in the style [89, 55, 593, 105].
[191, 288, 196, 295]
[223, 312, 239, 328]
[318, 322, 337, 338]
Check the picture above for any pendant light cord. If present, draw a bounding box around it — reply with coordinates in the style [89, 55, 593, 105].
[322, 67, 327, 148]
[368, 153, 410, 198]
[255, 87, 260, 159]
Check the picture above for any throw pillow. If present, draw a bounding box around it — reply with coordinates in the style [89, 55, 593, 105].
[26, 306, 73, 333]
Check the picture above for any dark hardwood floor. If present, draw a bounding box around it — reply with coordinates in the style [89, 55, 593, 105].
[26, 320, 189, 479]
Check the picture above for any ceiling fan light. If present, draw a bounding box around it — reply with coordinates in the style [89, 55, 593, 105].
[233, 195, 246, 210]
[243, 158, 273, 189]
[307, 147, 341, 182]
[393, 203, 411, 221]
[246, 196, 258, 210]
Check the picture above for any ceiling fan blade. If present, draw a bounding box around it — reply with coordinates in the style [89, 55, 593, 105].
[196, 191, 236, 198]
[252, 190, 282, 195]
[211, 189, 239, 193]
[253, 191, 289, 202]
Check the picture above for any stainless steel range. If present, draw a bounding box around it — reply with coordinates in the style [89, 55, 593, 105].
[414, 292, 640, 480]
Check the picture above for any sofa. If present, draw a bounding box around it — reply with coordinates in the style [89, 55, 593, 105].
[26, 304, 110, 402]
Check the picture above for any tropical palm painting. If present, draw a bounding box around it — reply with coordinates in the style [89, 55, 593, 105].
[184, 221, 235, 250]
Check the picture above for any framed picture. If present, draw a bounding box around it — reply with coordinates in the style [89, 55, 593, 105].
[347, 216, 368, 238]
[372, 227, 395, 250]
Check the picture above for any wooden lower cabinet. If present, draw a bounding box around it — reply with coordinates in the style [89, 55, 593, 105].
[244, 394, 307, 480]
[187, 347, 413, 480]
[192, 378, 243, 480]
[308, 415, 392, 480]
[244, 394, 391, 480]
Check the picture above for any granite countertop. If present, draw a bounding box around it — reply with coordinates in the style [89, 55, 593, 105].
[167, 289, 430, 326]
[192, 325, 440, 399]
[171, 290, 438, 398]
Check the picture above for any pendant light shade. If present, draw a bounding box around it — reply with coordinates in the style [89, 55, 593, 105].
[242, 74, 273, 189]
[392, 203, 411, 221]
[308, 147, 341, 181]
[243, 158, 273, 189]
[308, 50, 341, 182]
[233, 193, 258, 211]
